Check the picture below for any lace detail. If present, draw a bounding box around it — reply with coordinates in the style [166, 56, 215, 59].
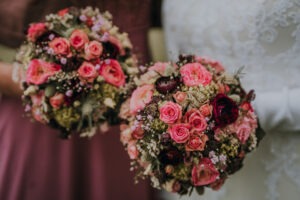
[163, 0, 300, 200]
[264, 133, 300, 200]
[163, 0, 300, 92]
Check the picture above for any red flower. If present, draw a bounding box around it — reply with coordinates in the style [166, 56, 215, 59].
[211, 94, 239, 128]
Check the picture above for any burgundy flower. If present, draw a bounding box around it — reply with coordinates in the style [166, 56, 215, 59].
[211, 94, 239, 127]
[155, 76, 180, 94]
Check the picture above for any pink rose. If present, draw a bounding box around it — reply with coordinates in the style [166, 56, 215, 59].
[186, 110, 207, 132]
[230, 111, 257, 143]
[69, 30, 89, 50]
[148, 62, 168, 75]
[173, 91, 187, 104]
[132, 123, 144, 139]
[120, 124, 132, 145]
[180, 63, 212, 86]
[49, 37, 71, 56]
[183, 108, 198, 122]
[26, 59, 61, 85]
[49, 93, 65, 109]
[30, 91, 45, 106]
[31, 107, 47, 124]
[185, 133, 208, 151]
[218, 83, 230, 94]
[57, 8, 69, 17]
[192, 158, 220, 186]
[119, 98, 131, 119]
[199, 104, 213, 117]
[107, 35, 126, 56]
[196, 56, 225, 73]
[27, 23, 47, 42]
[127, 141, 139, 160]
[236, 124, 252, 144]
[99, 59, 125, 87]
[130, 85, 154, 114]
[240, 102, 254, 112]
[210, 177, 227, 191]
[84, 41, 103, 60]
[159, 101, 182, 124]
[77, 62, 98, 82]
[168, 123, 191, 143]
[214, 128, 225, 141]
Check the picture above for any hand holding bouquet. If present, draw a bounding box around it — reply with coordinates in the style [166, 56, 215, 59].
[16, 7, 138, 138]
[120, 55, 265, 195]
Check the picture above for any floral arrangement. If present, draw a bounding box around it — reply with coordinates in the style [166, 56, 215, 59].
[119, 55, 265, 195]
[16, 7, 138, 138]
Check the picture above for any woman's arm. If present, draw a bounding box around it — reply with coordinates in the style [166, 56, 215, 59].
[254, 88, 300, 132]
[0, 62, 22, 96]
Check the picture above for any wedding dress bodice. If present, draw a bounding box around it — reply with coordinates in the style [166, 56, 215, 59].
[163, 0, 300, 92]
[162, 0, 300, 200]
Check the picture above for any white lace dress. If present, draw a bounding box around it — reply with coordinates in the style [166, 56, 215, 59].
[162, 0, 300, 200]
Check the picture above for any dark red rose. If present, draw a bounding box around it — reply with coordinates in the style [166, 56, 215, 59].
[155, 76, 181, 94]
[211, 93, 239, 127]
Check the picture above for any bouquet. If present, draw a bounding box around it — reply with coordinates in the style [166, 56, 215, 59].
[119, 55, 265, 195]
[16, 7, 138, 138]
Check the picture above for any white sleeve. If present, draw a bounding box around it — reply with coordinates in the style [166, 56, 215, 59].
[254, 87, 300, 132]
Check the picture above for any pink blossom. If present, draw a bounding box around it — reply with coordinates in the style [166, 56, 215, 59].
[185, 110, 207, 132]
[107, 35, 125, 56]
[180, 63, 212, 86]
[84, 41, 103, 60]
[185, 133, 208, 151]
[120, 124, 132, 145]
[119, 98, 131, 119]
[49, 37, 71, 56]
[69, 29, 89, 50]
[77, 62, 98, 82]
[27, 23, 47, 42]
[159, 101, 182, 124]
[196, 56, 225, 73]
[218, 83, 230, 94]
[173, 91, 187, 104]
[199, 104, 213, 117]
[210, 177, 227, 191]
[131, 122, 144, 139]
[130, 85, 154, 114]
[31, 107, 47, 124]
[99, 59, 125, 87]
[127, 141, 139, 160]
[168, 123, 191, 143]
[49, 93, 65, 109]
[57, 8, 69, 17]
[235, 123, 252, 144]
[192, 158, 220, 186]
[30, 91, 45, 106]
[148, 62, 168, 75]
[230, 111, 258, 143]
[26, 59, 61, 85]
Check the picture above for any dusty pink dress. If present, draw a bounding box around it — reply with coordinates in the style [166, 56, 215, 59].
[0, 0, 152, 199]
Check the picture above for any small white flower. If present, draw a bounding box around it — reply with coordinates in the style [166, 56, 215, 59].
[80, 127, 97, 138]
[104, 98, 116, 108]
[24, 85, 38, 96]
